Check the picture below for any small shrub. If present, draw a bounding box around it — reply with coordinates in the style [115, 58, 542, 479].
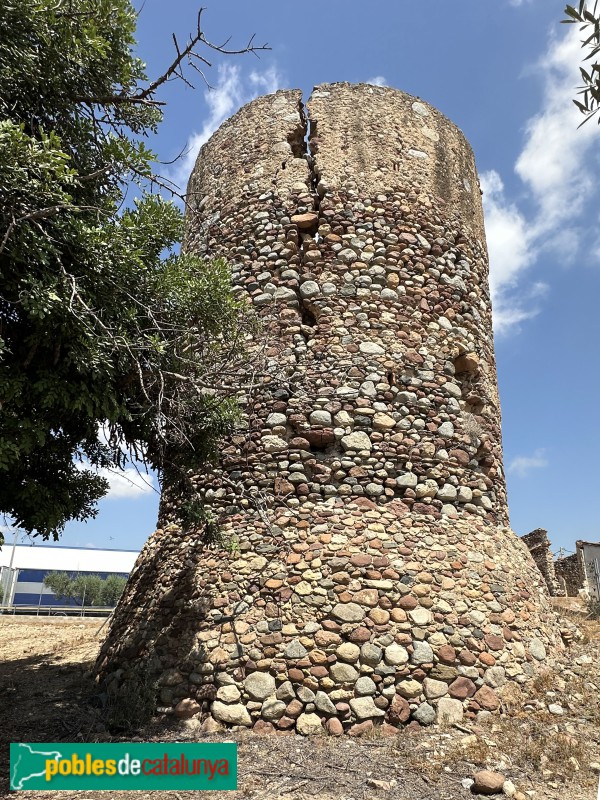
[530, 670, 556, 696]
[180, 498, 222, 542]
[586, 598, 600, 620]
[462, 410, 484, 443]
[103, 670, 158, 732]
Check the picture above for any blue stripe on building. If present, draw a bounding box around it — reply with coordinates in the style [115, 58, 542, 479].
[12, 592, 84, 607]
[10, 570, 130, 607]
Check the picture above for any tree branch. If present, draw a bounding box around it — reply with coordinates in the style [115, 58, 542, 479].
[0, 204, 104, 255]
[135, 8, 270, 101]
[73, 95, 165, 107]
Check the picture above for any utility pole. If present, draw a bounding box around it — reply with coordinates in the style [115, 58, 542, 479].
[1, 529, 21, 606]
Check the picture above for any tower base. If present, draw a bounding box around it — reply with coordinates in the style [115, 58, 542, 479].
[96, 500, 561, 732]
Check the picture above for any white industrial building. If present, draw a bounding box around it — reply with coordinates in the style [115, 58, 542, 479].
[0, 543, 139, 611]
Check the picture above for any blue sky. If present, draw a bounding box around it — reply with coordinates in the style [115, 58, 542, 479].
[26, 0, 599, 558]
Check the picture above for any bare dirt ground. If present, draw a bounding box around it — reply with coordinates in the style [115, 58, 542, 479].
[2, 610, 600, 800]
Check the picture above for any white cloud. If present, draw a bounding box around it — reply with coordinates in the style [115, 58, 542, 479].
[515, 30, 598, 225]
[480, 170, 539, 334]
[481, 170, 533, 297]
[97, 467, 156, 500]
[507, 449, 548, 477]
[76, 461, 156, 500]
[248, 65, 283, 95]
[483, 26, 599, 334]
[170, 62, 284, 192]
[592, 214, 600, 261]
[367, 76, 388, 87]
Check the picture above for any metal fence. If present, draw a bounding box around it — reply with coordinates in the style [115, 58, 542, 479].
[0, 604, 113, 617]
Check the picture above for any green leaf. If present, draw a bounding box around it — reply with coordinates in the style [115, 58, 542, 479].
[0, 0, 252, 538]
[564, 5, 581, 20]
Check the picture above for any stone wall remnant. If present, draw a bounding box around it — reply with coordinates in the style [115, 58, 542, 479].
[555, 540, 600, 600]
[521, 529, 562, 596]
[96, 84, 562, 734]
[555, 553, 584, 597]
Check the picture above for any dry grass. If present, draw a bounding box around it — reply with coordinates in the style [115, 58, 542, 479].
[531, 669, 558, 695]
[401, 734, 491, 781]
[399, 717, 594, 790]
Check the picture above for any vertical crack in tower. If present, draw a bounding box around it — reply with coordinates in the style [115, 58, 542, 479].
[96, 84, 562, 734]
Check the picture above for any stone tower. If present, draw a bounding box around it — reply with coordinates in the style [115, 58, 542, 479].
[96, 84, 560, 733]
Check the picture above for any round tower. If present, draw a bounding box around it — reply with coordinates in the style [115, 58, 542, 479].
[97, 85, 561, 733]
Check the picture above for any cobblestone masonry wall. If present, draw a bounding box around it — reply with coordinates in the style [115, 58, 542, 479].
[522, 529, 562, 597]
[555, 547, 587, 598]
[97, 85, 563, 734]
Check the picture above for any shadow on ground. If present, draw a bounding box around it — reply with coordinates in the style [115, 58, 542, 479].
[0, 651, 102, 796]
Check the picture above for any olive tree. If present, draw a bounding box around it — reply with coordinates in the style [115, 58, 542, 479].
[564, 2, 600, 124]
